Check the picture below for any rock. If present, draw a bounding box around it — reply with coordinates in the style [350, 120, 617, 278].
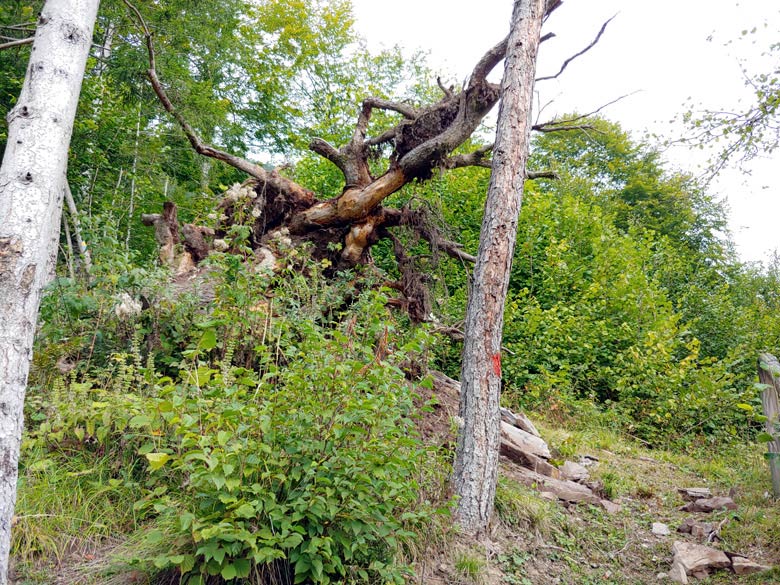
[600, 499, 622, 515]
[669, 558, 688, 584]
[677, 518, 695, 534]
[545, 479, 600, 504]
[731, 556, 772, 575]
[509, 466, 600, 504]
[500, 407, 542, 437]
[690, 522, 714, 540]
[671, 541, 730, 578]
[579, 454, 599, 467]
[652, 522, 671, 536]
[540, 491, 558, 501]
[677, 518, 714, 540]
[501, 422, 551, 459]
[678, 487, 712, 501]
[561, 460, 590, 482]
[679, 496, 737, 513]
[656, 572, 667, 580]
[500, 441, 560, 479]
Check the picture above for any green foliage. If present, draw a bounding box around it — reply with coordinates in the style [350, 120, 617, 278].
[681, 35, 780, 173]
[24, 254, 440, 583]
[430, 117, 780, 448]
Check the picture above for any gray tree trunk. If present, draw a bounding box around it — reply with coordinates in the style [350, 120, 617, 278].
[0, 0, 99, 580]
[757, 354, 780, 497]
[453, 0, 548, 536]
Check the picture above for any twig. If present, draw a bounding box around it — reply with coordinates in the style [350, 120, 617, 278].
[536, 15, 616, 82]
[533, 91, 638, 132]
[527, 170, 558, 179]
[437, 76, 454, 99]
[708, 516, 730, 543]
[0, 37, 33, 50]
[533, 123, 595, 133]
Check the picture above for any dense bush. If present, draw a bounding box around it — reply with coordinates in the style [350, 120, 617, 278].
[25, 255, 441, 583]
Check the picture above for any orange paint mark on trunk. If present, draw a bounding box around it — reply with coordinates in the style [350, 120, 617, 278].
[492, 353, 502, 377]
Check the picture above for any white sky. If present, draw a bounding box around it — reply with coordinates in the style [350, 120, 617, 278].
[351, 0, 780, 263]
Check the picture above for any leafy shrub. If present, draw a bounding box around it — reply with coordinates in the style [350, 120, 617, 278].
[24, 256, 440, 584]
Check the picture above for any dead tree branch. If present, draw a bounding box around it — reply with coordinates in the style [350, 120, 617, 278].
[363, 97, 418, 120]
[122, 0, 313, 203]
[0, 37, 33, 50]
[536, 15, 616, 82]
[437, 76, 454, 99]
[533, 92, 638, 132]
[527, 170, 558, 179]
[444, 144, 494, 169]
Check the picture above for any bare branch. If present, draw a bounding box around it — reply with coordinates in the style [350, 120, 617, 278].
[533, 123, 594, 133]
[536, 14, 616, 82]
[365, 127, 398, 147]
[540, 32, 556, 43]
[437, 76, 455, 99]
[0, 37, 33, 51]
[545, 0, 563, 17]
[470, 37, 509, 86]
[309, 138, 347, 172]
[0, 23, 36, 32]
[533, 91, 638, 131]
[444, 143, 494, 169]
[121, 0, 313, 201]
[363, 97, 418, 120]
[445, 147, 558, 180]
[527, 170, 558, 179]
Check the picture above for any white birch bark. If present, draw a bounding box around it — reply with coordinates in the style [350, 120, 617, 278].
[453, 0, 547, 536]
[64, 181, 93, 275]
[0, 0, 99, 579]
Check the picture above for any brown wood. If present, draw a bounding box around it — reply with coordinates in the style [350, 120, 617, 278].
[453, 0, 553, 536]
[758, 353, 780, 497]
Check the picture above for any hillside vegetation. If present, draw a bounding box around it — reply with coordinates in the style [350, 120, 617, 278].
[2, 1, 780, 583]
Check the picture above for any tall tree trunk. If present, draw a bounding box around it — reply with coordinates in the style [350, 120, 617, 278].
[453, 0, 547, 536]
[0, 0, 99, 580]
[64, 181, 93, 276]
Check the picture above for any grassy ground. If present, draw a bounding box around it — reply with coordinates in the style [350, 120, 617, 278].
[10, 418, 780, 584]
[424, 420, 780, 585]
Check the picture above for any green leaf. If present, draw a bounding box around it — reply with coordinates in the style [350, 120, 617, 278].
[200, 328, 217, 351]
[233, 558, 251, 578]
[217, 430, 231, 446]
[757, 432, 775, 443]
[129, 414, 152, 428]
[234, 503, 255, 518]
[221, 563, 237, 580]
[145, 453, 171, 470]
[180, 554, 196, 573]
[736, 403, 754, 412]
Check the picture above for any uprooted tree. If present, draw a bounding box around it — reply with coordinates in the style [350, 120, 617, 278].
[126, 0, 586, 316]
[127, 0, 606, 536]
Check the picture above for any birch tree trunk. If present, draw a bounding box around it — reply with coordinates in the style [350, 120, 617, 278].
[0, 0, 99, 579]
[453, 0, 548, 536]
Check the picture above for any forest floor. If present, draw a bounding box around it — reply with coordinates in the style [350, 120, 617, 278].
[10, 396, 780, 585]
[413, 386, 780, 585]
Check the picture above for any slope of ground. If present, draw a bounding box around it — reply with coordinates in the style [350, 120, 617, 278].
[413, 396, 780, 585]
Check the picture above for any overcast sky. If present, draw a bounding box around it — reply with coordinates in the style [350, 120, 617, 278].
[351, 0, 780, 263]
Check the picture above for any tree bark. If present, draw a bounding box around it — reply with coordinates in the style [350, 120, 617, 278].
[453, 0, 548, 536]
[64, 181, 92, 275]
[0, 0, 99, 580]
